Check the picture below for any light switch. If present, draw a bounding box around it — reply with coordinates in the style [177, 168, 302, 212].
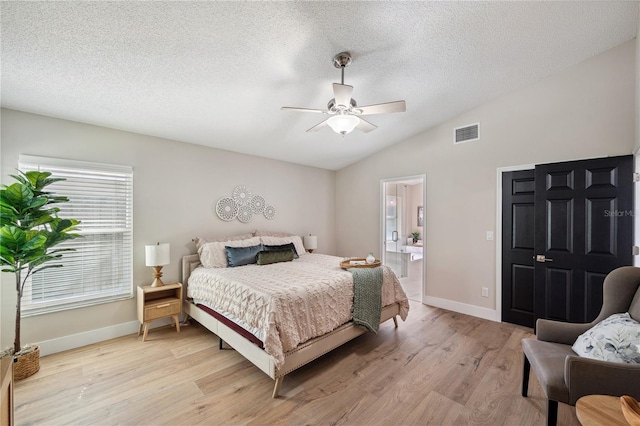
[486, 231, 494, 241]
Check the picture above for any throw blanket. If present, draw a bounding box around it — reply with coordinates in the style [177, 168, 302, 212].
[348, 266, 384, 333]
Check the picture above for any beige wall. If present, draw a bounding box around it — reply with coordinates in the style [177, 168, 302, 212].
[0, 109, 336, 352]
[336, 40, 636, 314]
[408, 183, 424, 238]
[635, 19, 640, 267]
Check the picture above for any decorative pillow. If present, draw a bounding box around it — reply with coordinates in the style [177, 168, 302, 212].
[199, 237, 261, 268]
[572, 313, 640, 364]
[263, 242, 299, 259]
[256, 249, 294, 265]
[193, 233, 255, 251]
[259, 235, 306, 257]
[225, 244, 264, 267]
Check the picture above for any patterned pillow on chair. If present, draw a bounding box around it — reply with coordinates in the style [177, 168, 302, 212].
[572, 313, 640, 364]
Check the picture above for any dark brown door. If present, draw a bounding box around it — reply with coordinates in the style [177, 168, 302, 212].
[502, 155, 633, 327]
[502, 170, 536, 327]
[534, 155, 633, 323]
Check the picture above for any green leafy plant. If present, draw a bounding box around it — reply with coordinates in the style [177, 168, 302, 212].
[0, 170, 80, 354]
[411, 231, 420, 240]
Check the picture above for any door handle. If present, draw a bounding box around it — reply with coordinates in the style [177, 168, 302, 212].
[392, 231, 398, 242]
[533, 255, 553, 263]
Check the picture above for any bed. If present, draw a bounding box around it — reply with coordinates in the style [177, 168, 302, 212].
[181, 233, 410, 397]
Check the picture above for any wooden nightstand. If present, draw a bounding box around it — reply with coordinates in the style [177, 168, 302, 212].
[137, 282, 183, 341]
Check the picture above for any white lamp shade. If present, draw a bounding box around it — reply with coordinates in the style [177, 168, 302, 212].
[327, 114, 359, 135]
[303, 235, 318, 251]
[145, 243, 170, 266]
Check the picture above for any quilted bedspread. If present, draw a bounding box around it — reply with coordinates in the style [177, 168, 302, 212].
[187, 253, 409, 369]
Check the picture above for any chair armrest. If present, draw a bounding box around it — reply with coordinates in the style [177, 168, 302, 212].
[564, 355, 640, 404]
[536, 319, 592, 344]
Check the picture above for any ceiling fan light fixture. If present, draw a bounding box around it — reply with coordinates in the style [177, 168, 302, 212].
[327, 114, 359, 135]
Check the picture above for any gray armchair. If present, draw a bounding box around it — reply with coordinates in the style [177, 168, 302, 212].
[521, 266, 640, 426]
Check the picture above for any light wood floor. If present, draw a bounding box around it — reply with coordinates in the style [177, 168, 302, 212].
[14, 301, 581, 425]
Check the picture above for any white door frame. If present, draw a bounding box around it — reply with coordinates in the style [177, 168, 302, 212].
[381, 174, 427, 302]
[495, 164, 535, 322]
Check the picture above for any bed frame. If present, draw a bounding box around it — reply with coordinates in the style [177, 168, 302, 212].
[181, 254, 401, 398]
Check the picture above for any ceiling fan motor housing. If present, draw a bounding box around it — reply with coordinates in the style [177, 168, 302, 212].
[332, 52, 352, 69]
[327, 98, 358, 112]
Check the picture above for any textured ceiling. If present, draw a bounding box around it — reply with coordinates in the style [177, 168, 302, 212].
[2, 2, 638, 170]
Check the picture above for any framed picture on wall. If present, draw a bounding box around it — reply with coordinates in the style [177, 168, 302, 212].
[417, 206, 424, 226]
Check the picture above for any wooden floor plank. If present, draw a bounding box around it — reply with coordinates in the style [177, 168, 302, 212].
[14, 300, 580, 425]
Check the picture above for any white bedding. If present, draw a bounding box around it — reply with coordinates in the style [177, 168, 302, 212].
[187, 253, 409, 368]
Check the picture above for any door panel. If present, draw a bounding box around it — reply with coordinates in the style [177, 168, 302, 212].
[544, 267, 572, 321]
[502, 170, 536, 327]
[511, 264, 534, 314]
[546, 199, 573, 252]
[534, 155, 633, 324]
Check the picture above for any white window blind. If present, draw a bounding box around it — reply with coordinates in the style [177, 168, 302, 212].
[19, 155, 133, 316]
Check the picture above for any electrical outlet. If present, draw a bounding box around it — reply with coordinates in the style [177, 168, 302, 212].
[486, 231, 494, 241]
[481, 287, 489, 297]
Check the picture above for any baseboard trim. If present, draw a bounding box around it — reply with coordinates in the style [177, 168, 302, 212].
[424, 296, 498, 322]
[37, 318, 172, 356]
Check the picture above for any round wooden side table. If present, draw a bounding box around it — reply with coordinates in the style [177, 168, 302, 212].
[576, 395, 628, 426]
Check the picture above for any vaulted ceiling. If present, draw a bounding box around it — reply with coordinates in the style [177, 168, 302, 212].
[2, 2, 638, 170]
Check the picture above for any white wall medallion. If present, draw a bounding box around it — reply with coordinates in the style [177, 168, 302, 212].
[215, 186, 276, 223]
[237, 205, 253, 223]
[232, 185, 252, 206]
[264, 205, 276, 220]
[250, 195, 266, 213]
[216, 197, 239, 221]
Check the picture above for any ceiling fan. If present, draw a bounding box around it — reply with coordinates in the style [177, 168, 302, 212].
[281, 52, 406, 135]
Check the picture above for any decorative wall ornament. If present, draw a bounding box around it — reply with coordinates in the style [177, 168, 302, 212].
[250, 195, 266, 213]
[264, 205, 276, 220]
[237, 205, 253, 223]
[232, 185, 252, 206]
[215, 197, 239, 221]
[215, 186, 276, 222]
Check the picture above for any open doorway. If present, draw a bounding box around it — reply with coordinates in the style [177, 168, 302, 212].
[381, 175, 426, 303]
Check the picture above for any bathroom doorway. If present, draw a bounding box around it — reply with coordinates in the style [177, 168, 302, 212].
[381, 175, 426, 303]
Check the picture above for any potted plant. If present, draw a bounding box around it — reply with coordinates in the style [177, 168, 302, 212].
[0, 170, 80, 379]
[411, 231, 420, 243]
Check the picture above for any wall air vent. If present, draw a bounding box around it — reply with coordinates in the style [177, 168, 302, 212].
[454, 123, 480, 144]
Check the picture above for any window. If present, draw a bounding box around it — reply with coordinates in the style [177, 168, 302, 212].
[19, 155, 133, 316]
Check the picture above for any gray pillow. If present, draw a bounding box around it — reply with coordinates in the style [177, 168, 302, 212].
[263, 243, 299, 259]
[225, 244, 263, 267]
[256, 249, 294, 265]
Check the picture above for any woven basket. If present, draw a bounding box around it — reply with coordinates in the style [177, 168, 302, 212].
[340, 258, 381, 269]
[14, 346, 40, 380]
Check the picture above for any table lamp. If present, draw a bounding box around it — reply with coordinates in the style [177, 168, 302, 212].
[303, 234, 318, 253]
[145, 242, 170, 287]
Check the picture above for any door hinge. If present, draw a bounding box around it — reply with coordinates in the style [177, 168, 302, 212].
[633, 173, 640, 183]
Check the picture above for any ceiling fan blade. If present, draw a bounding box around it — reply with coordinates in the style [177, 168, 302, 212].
[333, 83, 353, 107]
[306, 119, 329, 132]
[281, 106, 327, 114]
[356, 117, 377, 133]
[357, 100, 406, 116]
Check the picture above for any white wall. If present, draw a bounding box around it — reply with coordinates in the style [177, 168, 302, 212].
[635, 18, 640, 267]
[408, 183, 424, 238]
[0, 109, 336, 353]
[336, 40, 636, 318]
